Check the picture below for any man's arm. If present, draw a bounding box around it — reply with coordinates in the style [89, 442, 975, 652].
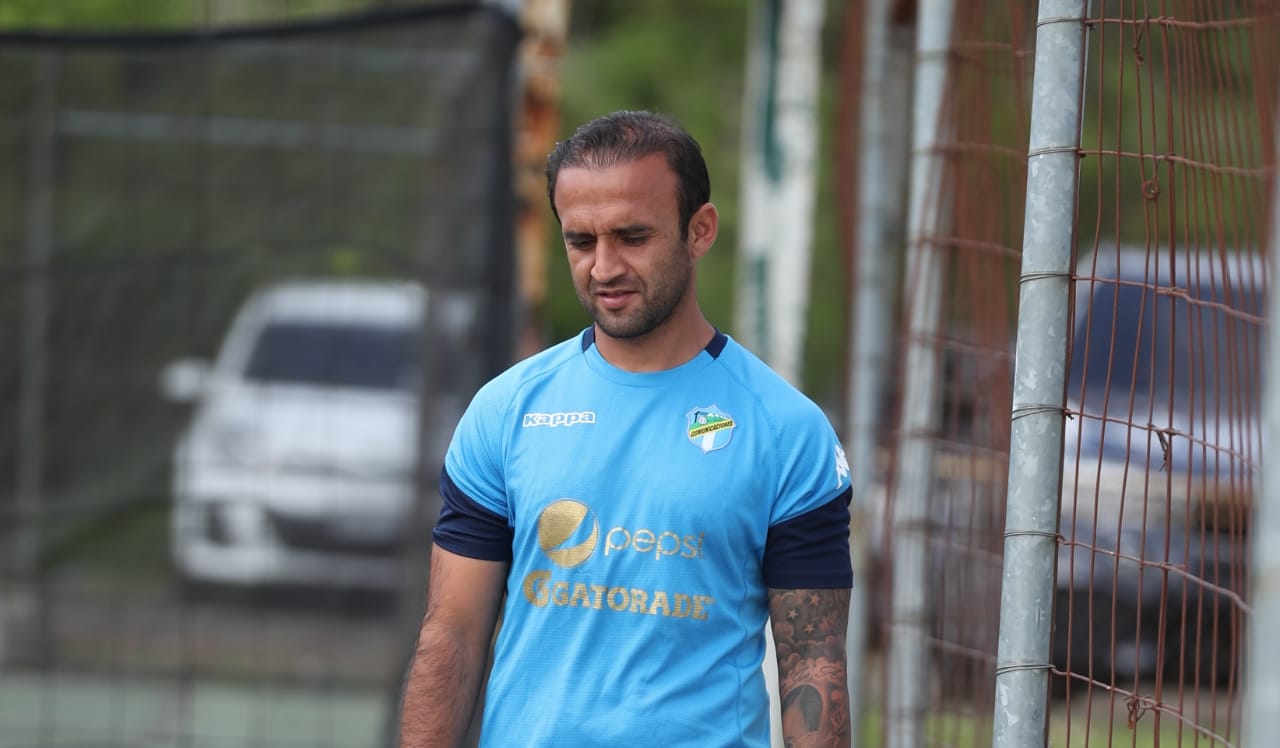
[769, 587, 852, 748]
[400, 544, 508, 747]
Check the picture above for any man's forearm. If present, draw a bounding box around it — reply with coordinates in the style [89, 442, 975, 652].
[399, 624, 486, 747]
[770, 587, 852, 748]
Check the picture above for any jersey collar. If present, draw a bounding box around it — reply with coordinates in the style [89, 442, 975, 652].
[580, 326, 727, 359]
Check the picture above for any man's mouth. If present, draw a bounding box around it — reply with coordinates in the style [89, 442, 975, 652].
[594, 289, 636, 311]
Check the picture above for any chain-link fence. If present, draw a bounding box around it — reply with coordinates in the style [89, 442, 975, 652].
[0, 5, 519, 747]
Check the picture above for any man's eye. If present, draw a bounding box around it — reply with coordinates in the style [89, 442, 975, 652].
[622, 235, 648, 246]
[567, 238, 594, 250]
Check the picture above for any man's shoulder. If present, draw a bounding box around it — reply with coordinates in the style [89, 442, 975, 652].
[715, 335, 822, 411]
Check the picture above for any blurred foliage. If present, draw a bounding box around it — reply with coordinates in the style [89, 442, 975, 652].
[1077, 16, 1271, 250]
[0, 0, 856, 407]
[3, 0, 1266, 415]
[0, 0, 449, 29]
[0, 0, 190, 28]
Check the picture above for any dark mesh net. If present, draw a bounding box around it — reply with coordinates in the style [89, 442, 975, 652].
[0, 6, 518, 746]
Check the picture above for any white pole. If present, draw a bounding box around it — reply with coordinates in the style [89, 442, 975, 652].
[885, 2, 954, 746]
[844, 0, 913, 742]
[735, 0, 826, 386]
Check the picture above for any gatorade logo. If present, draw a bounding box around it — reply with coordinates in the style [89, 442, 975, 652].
[536, 499, 598, 567]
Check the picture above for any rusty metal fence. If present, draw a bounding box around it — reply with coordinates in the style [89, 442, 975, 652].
[846, 0, 1278, 745]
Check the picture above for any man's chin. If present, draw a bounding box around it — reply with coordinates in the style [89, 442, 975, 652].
[592, 315, 649, 340]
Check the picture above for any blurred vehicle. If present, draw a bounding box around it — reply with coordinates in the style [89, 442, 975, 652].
[161, 279, 439, 591]
[1051, 248, 1261, 685]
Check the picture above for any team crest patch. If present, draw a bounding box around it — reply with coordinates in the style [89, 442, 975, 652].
[686, 405, 735, 454]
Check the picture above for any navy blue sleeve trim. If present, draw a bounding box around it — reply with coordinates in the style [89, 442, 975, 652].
[431, 467, 514, 562]
[763, 487, 853, 589]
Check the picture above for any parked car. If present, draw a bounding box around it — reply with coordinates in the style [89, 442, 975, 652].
[1051, 248, 1261, 686]
[161, 279, 444, 591]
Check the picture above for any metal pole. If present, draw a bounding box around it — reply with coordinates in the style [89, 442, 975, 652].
[991, 2, 1088, 746]
[885, 1, 953, 746]
[844, 0, 913, 742]
[1243, 84, 1280, 748]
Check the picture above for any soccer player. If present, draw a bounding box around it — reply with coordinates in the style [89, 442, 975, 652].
[400, 110, 853, 747]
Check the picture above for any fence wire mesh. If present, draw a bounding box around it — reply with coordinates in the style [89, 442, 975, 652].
[0, 5, 518, 747]
[859, 1, 1278, 746]
[1055, 4, 1275, 745]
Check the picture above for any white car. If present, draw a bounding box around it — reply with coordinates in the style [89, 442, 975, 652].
[161, 280, 438, 591]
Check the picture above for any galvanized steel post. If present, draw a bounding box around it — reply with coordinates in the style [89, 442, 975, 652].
[992, 2, 1088, 746]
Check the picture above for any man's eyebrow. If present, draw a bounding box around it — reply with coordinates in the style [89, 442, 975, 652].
[563, 224, 654, 241]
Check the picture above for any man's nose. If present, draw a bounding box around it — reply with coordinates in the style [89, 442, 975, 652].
[590, 240, 624, 282]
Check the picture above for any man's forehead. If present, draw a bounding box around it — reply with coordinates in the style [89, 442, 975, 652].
[555, 154, 678, 211]
[558, 152, 671, 182]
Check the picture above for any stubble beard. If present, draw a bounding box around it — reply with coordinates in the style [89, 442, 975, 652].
[581, 245, 693, 341]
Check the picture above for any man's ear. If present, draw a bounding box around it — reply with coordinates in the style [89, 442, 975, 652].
[688, 202, 718, 259]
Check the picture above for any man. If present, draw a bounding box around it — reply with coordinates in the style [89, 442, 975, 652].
[400, 110, 853, 747]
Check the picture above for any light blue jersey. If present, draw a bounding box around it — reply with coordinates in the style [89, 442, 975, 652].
[441, 329, 851, 747]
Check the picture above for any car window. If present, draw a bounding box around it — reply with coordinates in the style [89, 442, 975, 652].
[243, 321, 419, 391]
[1070, 281, 1261, 411]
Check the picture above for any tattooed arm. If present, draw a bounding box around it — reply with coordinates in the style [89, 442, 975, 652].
[769, 587, 852, 748]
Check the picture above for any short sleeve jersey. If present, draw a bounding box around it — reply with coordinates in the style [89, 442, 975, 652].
[435, 329, 851, 747]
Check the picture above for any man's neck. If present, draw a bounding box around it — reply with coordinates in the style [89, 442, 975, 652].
[592, 317, 716, 373]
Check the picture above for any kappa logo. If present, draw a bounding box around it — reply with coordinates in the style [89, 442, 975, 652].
[522, 411, 597, 428]
[686, 405, 735, 454]
[834, 443, 850, 489]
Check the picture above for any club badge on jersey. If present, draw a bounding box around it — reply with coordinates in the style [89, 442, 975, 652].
[686, 405, 735, 454]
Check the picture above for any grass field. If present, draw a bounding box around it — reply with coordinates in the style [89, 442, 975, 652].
[0, 669, 388, 748]
[850, 691, 1237, 747]
[1, 667, 1237, 747]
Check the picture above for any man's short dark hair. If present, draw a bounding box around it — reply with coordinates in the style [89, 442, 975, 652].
[546, 110, 711, 239]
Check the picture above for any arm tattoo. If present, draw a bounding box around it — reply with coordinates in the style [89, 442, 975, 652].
[770, 588, 851, 748]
